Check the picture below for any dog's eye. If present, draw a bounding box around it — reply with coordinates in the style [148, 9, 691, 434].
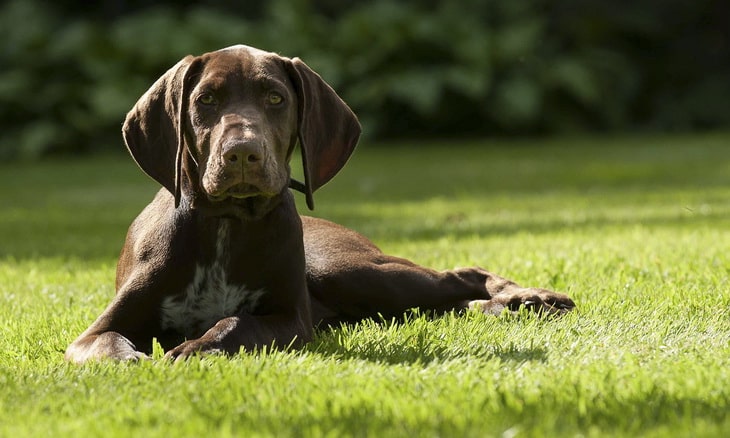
[267, 92, 283, 105]
[198, 93, 216, 106]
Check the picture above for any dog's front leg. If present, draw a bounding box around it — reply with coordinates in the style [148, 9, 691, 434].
[164, 311, 313, 361]
[64, 287, 160, 364]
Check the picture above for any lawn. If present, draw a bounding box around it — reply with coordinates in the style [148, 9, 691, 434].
[1, 132, 729, 437]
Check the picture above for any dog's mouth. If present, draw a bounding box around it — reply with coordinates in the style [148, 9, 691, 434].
[200, 184, 280, 220]
[206, 183, 275, 202]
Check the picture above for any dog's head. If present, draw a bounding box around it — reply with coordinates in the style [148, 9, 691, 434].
[122, 45, 361, 219]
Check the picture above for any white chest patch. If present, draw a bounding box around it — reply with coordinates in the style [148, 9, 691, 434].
[160, 222, 265, 339]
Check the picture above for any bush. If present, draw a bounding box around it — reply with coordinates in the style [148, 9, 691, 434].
[1, 0, 728, 158]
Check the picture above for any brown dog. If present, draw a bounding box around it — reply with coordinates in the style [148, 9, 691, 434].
[65, 45, 574, 363]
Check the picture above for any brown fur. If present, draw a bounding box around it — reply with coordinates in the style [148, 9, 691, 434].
[65, 45, 574, 363]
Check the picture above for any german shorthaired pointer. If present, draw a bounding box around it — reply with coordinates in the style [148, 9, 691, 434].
[65, 45, 575, 363]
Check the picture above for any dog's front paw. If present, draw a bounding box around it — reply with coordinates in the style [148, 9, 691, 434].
[164, 338, 224, 362]
[65, 331, 149, 364]
[469, 288, 575, 316]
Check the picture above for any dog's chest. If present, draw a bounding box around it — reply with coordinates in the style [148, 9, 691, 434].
[160, 222, 264, 338]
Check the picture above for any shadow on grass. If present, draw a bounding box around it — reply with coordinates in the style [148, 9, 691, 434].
[2, 137, 729, 261]
[307, 314, 549, 366]
[319, 201, 729, 246]
[3, 194, 726, 262]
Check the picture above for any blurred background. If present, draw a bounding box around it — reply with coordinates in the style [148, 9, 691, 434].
[1, 0, 728, 159]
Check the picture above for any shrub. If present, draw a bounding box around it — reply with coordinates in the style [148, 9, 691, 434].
[1, 0, 728, 158]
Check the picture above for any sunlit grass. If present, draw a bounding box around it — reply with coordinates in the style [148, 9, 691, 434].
[1, 132, 729, 437]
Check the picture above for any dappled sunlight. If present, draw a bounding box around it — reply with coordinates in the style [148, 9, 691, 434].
[313, 187, 730, 246]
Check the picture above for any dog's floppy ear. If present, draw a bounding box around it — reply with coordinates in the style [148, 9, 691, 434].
[285, 58, 361, 210]
[122, 55, 202, 207]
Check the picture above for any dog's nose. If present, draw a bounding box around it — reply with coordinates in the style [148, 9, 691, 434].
[223, 140, 262, 165]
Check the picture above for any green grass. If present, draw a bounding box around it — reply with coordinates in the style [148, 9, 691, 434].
[1, 132, 729, 437]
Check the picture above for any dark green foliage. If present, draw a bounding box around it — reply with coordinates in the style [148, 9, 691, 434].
[2, 0, 728, 158]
